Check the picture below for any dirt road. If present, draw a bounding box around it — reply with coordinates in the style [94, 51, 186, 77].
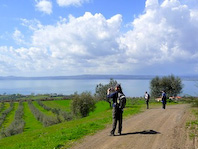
[71, 104, 195, 149]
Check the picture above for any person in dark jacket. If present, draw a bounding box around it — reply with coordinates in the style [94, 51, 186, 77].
[107, 84, 125, 136]
[161, 91, 167, 109]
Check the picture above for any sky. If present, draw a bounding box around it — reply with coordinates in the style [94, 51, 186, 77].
[0, 0, 198, 77]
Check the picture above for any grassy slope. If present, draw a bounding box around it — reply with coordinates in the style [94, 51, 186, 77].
[42, 100, 71, 112]
[0, 103, 18, 130]
[32, 101, 56, 117]
[0, 103, 9, 117]
[23, 102, 43, 132]
[0, 100, 145, 149]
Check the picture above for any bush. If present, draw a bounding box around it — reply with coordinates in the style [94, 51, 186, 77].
[71, 92, 96, 117]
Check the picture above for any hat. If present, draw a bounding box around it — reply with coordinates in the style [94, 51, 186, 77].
[115, 84, 121, 88]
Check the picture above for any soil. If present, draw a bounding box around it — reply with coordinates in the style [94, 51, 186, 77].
[70, 104, 196, 149]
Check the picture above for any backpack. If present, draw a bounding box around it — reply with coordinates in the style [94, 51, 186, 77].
[147, 94, 150, 100]
[117, 93, 126, 109]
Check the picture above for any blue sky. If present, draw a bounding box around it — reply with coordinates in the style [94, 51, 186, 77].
[0, 0, 198, 76]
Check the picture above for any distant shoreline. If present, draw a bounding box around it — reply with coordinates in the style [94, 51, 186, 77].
[0, 74, 198, 81]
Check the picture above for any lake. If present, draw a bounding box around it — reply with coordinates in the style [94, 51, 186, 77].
[0, 79, 197, 97]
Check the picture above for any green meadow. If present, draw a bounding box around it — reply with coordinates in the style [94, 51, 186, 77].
[0, 97, 196, 149]
[0, 98, 146, 149]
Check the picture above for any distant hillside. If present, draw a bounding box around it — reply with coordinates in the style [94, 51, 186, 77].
[0, 75, 198, 80]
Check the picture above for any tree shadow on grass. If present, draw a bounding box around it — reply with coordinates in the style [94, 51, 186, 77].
[120, 130, 160, 136]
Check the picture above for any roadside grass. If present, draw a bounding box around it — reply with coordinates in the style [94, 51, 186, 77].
[23, 102, 43, 132]
[1, 103, 18, 130]
[0, 99, 145, 149]
[186, 108, 198, 140]
[186, 97, 198, 143]
[43, 100, 72, 112]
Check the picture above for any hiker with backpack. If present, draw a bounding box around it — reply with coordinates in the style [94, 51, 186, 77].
[107, 84, 126, 136]
[144, 91, 150, 109]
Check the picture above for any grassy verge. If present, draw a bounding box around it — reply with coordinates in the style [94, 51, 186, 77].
[0, 99, 145, 149]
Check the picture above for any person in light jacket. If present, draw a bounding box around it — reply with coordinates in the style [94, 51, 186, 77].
[144, 91, 150, 109]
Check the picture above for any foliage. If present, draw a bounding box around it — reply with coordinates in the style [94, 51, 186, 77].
[95, 78, 118, 106]
[1, 101, 25, 137]
[0, 99, 145, 149]
[71, 92, 96, 117]
[0, 102, 5, 113]
[23, 102, 43, 132]
[0, 102, 14, 128]
[150, 75, 183, 98]
[37, 100, 72, 121]
[28, 100, 61, 127]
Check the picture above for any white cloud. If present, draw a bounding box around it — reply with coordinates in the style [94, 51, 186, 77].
[35, 0, 52, 14]
[0, 12, 123, 76]
[12, 29, 26, 45]
[119, 0, 198, 74]
[56, 0, 89, 7]
[1, 0, 198, 76]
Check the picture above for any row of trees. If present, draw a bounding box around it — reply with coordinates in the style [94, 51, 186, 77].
[94, 75, 183, 103]
[0, 102, 14, 128]
[1, 101, 25, 137]
[37, 100, 72, 121]
[28, 100, 61, 127]
[0, 102, 5, 113]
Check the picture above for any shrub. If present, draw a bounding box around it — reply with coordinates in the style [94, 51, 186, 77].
[71, 92, 96, 117]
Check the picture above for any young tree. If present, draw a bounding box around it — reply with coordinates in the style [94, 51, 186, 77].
[71, 92, 96, 117]
[94, 78, 118, 107]
[150, 75, 183, 98]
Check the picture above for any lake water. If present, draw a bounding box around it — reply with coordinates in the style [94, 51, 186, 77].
[0, 79, 197, 97]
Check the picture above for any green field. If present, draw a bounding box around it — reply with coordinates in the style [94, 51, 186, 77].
[0, 98, 147, 149]
[0, 97, 195, 149]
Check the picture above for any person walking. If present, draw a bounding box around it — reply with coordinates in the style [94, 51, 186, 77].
[107, 84, 125, 136]
[161, 91, 167, 109]
[144, 91, 150, 109]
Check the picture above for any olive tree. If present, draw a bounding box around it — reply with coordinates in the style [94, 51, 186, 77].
[71, 92, 96, 117]
[94, 78, 118, 107]
[150, 75, 183, 98]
